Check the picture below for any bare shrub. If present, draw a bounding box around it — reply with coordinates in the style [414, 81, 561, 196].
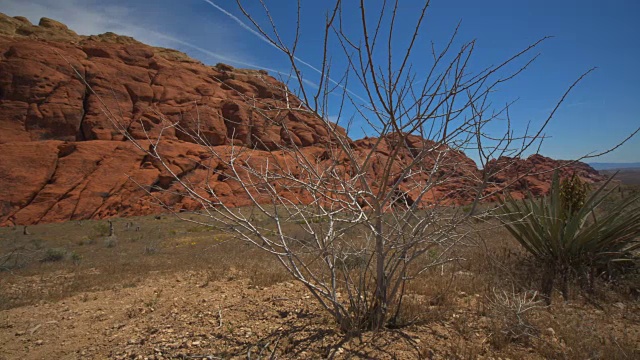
[143, 243, 158, 255]
[0, 245, 41, 271]
[1, 238, 51, 272]
[486, 287, 543, 347]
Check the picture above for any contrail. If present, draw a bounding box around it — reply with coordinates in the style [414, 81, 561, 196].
[201, 0, 368, 103]
[201, 0, 274, 48]
[108, 20, 325, 90]
[132, 25, 278, 73]
[117, 22, 318, 87]
[156, 32, 321, 88]
[201, 0, 326, 74]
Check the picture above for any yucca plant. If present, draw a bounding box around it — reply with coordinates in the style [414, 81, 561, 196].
[499, 171, 640, 304]
[559, 172, 590, 218]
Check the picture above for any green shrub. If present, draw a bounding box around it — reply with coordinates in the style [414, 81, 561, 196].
[104, 237, 117, 248]
[92, 223, 110, 237]
[70, 252, 82, 266]
[41, 248, 66, 262]
[499, 171, 640, 303]
[30, 238, 44, 250]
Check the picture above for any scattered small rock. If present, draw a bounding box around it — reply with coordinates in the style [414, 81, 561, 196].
[546, 327, 556, 337]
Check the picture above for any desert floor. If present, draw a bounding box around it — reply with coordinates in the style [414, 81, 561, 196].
[1, 212, 638, 359]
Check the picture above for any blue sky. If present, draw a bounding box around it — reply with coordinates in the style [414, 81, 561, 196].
[1, 0, 638, 163]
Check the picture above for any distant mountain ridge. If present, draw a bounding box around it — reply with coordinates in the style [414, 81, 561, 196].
[589, 163, 640, 171]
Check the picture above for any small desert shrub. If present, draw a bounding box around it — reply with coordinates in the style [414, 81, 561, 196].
[30, 238, 44, 250]
[41, 248, 66, 262]
[1, 239, 51, 270]
[499, 172, 640, 303]
[144, 241, 160, 255]
[77, 236, 96, 246]
[249, 263, 290, 288]
[294, 215, 329, 224]
[401, 271, 457, 325]
[70, 252, 82, 265]
[1, 248, 29, 271]
[93, 223, 110, 237]
[144, 289, 163, 311]
[486, 288, 543, 347]
[281, 225, 317, 246]
[461, 204, 473, 214]
[104, 237, 118, 248]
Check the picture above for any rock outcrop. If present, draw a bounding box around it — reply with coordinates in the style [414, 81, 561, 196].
[484, 154, 604, 199]
[0, 14, 604, 226]
[0, 13, 335, 148]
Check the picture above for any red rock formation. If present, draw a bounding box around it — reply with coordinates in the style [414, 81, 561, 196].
[352, 134, 482, 206]
[0, 14, 604, 226]
[484, 154, 604, 199]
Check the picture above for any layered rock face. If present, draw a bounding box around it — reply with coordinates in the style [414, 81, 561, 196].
[0, 14, 603, 226]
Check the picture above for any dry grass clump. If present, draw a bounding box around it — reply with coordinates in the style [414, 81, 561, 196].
[534, 307, 639, 359]
[485, 288, 543, 348]
[247, 260, 291, 288]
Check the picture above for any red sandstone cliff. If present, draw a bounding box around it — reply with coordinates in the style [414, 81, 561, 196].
[0, 14, 603, 226]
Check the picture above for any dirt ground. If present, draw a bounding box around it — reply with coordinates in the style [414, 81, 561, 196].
[1, 214, 638, 359]
[2, 270, 638, 359]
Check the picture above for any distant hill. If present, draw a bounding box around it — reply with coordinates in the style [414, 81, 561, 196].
[599, 168, 640, 185]
[589, 162, 640, 171]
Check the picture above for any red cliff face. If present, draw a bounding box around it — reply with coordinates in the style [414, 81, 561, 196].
[0, 14, 603, 225]
[0, 14, 337, 148]
[484, 154, 604, 199]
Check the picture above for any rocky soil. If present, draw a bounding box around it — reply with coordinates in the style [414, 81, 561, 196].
[1, 269, 637, 359]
